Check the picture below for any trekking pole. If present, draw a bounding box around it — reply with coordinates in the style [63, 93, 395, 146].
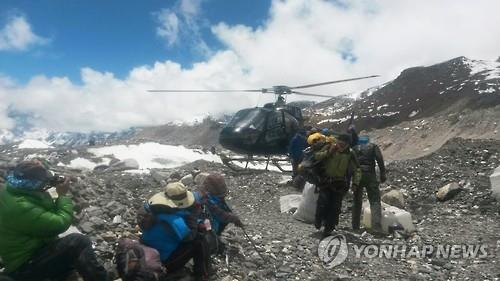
[241, 227, 268, 263]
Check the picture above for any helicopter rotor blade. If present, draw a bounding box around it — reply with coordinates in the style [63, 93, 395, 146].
[290, 90, 337, 98]
[290, 75, 379, 90]
[148, 89, 264, 93]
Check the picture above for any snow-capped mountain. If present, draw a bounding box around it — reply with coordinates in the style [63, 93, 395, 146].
[308, 56, 500, 130]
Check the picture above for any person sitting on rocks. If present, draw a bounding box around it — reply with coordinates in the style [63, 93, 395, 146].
[196, 173, 244, 235]
[139, 182, 211, 281]
[0, 160, 112, 281]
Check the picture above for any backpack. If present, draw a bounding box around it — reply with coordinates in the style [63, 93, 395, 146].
[115, 238, 166, 281]
[299, 147, 324, 186]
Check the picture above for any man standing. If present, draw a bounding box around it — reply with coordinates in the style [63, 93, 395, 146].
[314, 134, 361, 238]
[0, 160, 111, 281]
[351, 135, 386, 233]
[287, 129, 307, 179]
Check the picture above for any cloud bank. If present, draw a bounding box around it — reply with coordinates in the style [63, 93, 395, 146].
[1, 0, 500, 133]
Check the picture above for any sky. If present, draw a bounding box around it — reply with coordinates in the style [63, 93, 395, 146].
[0, 0, 499, 133]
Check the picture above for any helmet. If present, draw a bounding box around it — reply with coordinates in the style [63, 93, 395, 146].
[307, 133, 326, 145]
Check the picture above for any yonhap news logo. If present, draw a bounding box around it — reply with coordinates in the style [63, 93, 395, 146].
[318, 235, 496, 268]
[317, 234, 348, 268]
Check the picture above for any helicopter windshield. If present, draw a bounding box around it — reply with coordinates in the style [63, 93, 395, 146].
[227, 108, 267, 130]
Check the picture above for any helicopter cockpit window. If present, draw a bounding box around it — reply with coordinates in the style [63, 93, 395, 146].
[228, 108, 267, 131]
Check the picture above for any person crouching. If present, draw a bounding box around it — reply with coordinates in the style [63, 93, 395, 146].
[139, 182, 210, 281]
[196, 174, 243, 236]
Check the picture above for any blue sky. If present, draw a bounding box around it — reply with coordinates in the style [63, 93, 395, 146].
[0, 0, 270, 83]
[1, 0, 499, 134]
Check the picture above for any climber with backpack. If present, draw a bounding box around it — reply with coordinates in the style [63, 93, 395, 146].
[192, 173, 244, 257]
[133, 182, 211, 281]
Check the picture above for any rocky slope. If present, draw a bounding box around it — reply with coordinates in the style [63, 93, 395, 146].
[1, 137, 499, 280]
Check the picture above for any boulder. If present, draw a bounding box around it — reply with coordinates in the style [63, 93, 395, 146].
[436, 182, 463, 201]
[382, 189, 405, 209]
[180, 174, 194, 186]
[107, 158, 139, 171]
[491, 166, 500, 201]
[363, 201, 416, 233]
[279, 194, 302, 213]
[194, 172, 211, 186]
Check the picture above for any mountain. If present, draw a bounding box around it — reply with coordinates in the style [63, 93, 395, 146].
[309, 56, 500, 130]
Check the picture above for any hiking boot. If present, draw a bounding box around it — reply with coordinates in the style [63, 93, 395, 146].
[314, 220, 322, 230]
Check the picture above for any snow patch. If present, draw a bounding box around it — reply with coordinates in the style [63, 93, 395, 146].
[66, 157, 110, 170]
[409, 110, 419, 118]
[465, 58, 500, 80]
[18, 139, 52, 149]
[88, 142, 221, 171]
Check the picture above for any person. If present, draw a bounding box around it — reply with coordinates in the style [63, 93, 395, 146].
[351, 135, 386, 233]
[0, 160, 111, 281]
[139, 182, 210, 281]
[196, 174, 243, 235]
[287, 130, 307, 179]
[313, 134, 361, 238]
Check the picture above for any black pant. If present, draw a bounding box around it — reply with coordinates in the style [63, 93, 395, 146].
[162, 238, 209, 279]
[8, 233, 108, 281]
[291, 158, 301, 178]
[315, 181, 347, 233]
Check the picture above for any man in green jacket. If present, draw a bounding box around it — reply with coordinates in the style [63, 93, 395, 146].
[0, 160, 110, 281]
[314, 134, 361, 238]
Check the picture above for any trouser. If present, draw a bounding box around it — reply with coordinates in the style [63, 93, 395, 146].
[8, 233, 108, 281]
[291, 158, 301, 178]
[162, 238, 210, 279]
[352, 173, 382, 231]
[315, 181, 347, 233]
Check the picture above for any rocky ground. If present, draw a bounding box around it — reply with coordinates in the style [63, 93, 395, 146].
[1, 137, 500, 280]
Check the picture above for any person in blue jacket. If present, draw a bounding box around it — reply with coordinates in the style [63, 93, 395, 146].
[288, 129, 307, 178]
[196, 174, 243, 235]
[139, 182, 210, 281]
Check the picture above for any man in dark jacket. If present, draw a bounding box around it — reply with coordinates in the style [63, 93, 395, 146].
[314, 134, 361, 238]
[352, 135, 386, 232]
[0, 160, 110, 281]
[287, 130, 307, 178]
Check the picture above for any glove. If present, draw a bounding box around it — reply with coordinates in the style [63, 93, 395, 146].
[232, 216, 244, 228]
[380, 174, 387, 183]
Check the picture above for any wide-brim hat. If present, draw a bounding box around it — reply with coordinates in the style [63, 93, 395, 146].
[148, 182, 195, 209]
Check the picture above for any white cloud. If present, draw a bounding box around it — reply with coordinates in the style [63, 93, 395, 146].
[155, 0, 210, 55]
[155, 10, 179, 46]
[1, 0, 500, 133]
[0, 15, 47, 51]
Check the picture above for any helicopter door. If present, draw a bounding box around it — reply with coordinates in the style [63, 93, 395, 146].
[264, 111, 286, 145]
[282, 111, 300, 138]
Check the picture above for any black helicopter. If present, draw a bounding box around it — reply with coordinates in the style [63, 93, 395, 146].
[149, 75, 378, 170]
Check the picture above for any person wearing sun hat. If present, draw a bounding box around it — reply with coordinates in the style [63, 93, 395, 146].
[139, 182, 210, 281]
[0, 160, 112, 281]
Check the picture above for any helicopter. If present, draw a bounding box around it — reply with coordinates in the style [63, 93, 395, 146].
[148, 75, 378, 171]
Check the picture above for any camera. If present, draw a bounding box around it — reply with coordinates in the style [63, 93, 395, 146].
[48, 174, 66, 186]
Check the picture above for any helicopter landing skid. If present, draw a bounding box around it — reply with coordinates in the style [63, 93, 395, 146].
[219, 154, 292, 173]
